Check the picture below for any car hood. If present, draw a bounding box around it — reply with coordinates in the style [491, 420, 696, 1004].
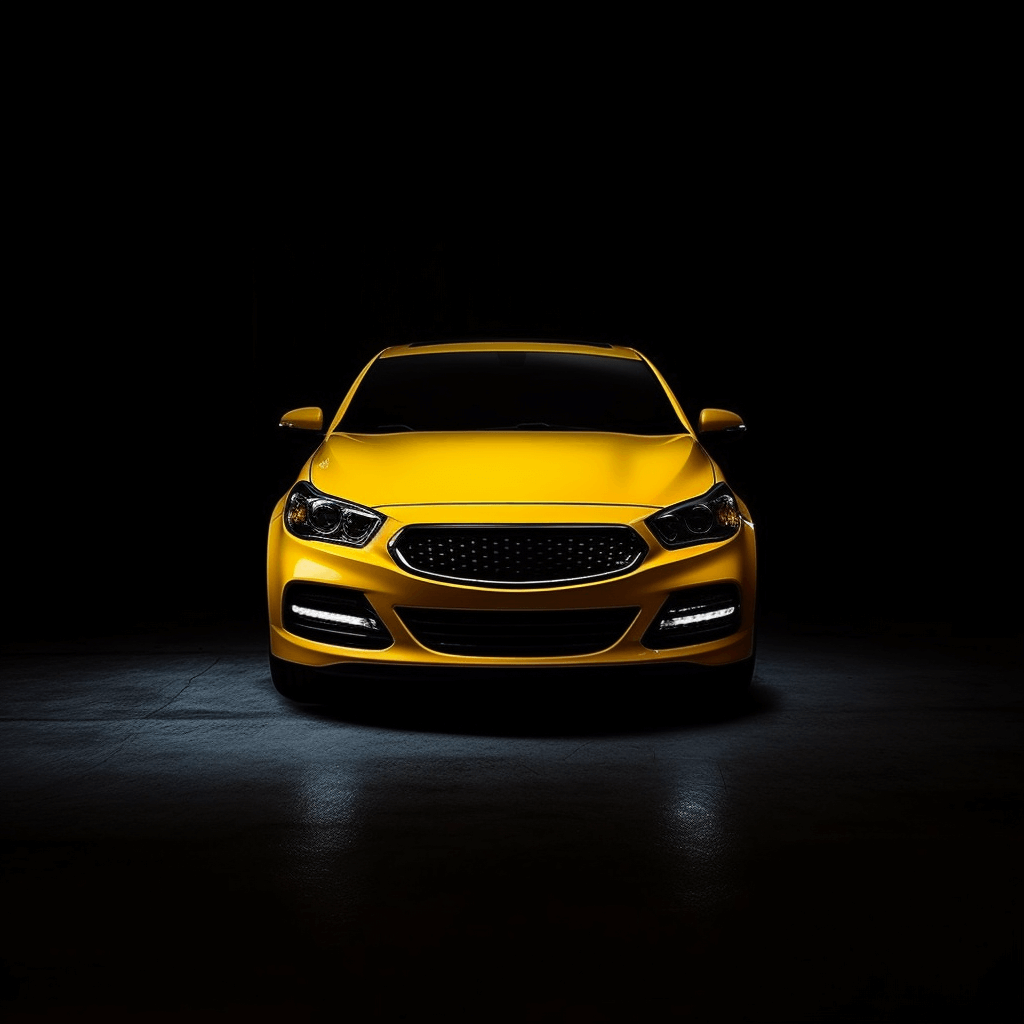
[308, 432, 716, 509]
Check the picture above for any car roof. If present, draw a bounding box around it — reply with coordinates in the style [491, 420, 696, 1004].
[376, 339, 643, 360]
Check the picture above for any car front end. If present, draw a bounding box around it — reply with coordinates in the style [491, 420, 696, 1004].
[267, 342, 756, 697]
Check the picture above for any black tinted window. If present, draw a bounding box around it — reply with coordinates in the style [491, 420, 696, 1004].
[337, 352, 686, 434]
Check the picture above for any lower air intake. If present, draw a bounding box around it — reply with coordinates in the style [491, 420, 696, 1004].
[395, 606, 639, 657]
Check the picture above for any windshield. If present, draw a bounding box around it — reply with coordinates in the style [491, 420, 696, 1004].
[336, 351, 686, 434]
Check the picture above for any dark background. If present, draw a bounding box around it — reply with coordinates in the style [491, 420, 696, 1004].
[3, 0, 1013, 649]
[1, 25, 1017, 1022]
[6, 207, 1014, 644]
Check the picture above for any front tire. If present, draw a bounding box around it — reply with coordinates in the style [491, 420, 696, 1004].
[269, 653, 323, 703]
[716, 651, 755, 692]
[707, 632, 757, 700]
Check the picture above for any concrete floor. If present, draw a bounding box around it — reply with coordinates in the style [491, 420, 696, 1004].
[1, 618, 1020, 1022]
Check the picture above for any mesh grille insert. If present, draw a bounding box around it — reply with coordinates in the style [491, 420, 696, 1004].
[389, 526, 647, 587]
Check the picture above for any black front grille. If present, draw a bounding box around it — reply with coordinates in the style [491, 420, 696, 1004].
[395, 606, 640, 657]
[389, 525, 647, 587]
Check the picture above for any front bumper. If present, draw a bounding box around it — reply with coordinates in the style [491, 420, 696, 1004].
[267, 500, 756, 670]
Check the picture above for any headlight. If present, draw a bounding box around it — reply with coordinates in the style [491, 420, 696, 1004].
[283, 482, 384, 547]
[646, 483, 743, 549]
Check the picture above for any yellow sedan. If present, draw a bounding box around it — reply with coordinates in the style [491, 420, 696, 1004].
[267, 340, 756, 700]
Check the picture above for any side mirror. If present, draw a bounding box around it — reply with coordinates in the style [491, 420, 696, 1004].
[698, 408, 747, 438]
[279, 407, 324, 431]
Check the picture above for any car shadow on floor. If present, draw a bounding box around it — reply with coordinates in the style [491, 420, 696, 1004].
[280, 670, 781, 737]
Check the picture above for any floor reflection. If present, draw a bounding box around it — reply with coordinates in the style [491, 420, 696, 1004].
[271, 726, 754, 1017]
[662, 772, 741, 911]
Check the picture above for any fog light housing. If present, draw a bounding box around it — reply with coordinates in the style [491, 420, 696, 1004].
[641, 584, 741, 649]
[282, 583, 393, 649]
